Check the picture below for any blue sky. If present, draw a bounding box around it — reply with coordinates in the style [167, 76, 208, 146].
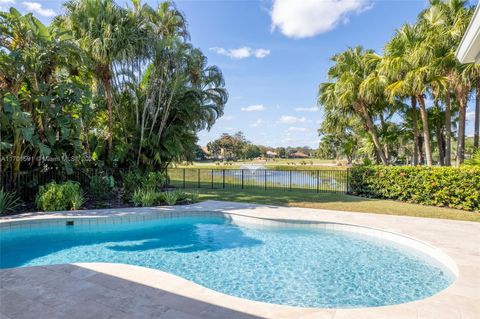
[4, 0, 477, 147]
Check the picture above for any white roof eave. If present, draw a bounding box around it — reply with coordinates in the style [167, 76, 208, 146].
[456, 2, 480, 64]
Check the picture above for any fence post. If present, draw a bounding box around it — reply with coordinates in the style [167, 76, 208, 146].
[346, 169, 349, 194]
[197, 169, 200, 188]
[183, 168, 186, 189]
[241, 169, 244, 189]
[211, 169, 214, 189]
[289, 170, 292, 191]
[316, 170, 319, 193]
[264, 169, 267, 190]
[222, 169, 225, 189]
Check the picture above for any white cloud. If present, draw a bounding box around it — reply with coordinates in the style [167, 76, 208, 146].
[254, 48, 271, 58]
[0, 0, 15, 10]
[288, 126, 307, 132]
[278, 115, 306, 124]
[210, 46, 271, 59]
[250, 119, 264, 127]
[270, 0, 372, 38]
[241, 104, 265, 112]
[295, 107, 318, 112]
[222, 115, 234, 120]
[22, 1, 56, 17]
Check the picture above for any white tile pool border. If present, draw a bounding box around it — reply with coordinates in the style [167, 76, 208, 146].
[1, 201, 479, 319]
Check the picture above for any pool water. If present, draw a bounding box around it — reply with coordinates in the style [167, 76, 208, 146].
[0, 215, 455, 308]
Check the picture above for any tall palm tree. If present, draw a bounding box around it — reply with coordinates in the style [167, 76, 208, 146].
[319, 47, 389, 165]
[420, 0, 472, 165]
[382, 24, 422, 165]
[60, 0, 130, 161]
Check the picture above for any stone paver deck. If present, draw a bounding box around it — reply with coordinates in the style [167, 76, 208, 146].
[0, 201, 479, 319]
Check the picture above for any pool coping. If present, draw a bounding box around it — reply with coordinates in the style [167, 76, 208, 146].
[1, 200, 479, 319]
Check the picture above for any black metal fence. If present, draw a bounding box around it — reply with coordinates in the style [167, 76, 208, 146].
[166, 168, 348, 193]
[0, 168, 130, 201]
[1, 167, 349, 201]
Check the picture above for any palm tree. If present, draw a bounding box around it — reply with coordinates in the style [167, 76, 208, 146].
[382, 23, 436, 166]
[319, 47, 389, 165]
[382, 24, 422, 165]
[60, 0, 130, 162]
[420, 0, 473, 165]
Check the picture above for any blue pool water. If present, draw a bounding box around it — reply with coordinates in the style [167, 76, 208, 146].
[0, 215, 454, 308]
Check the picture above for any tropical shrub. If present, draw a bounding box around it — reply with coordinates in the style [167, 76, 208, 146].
[162, 191, 180, 206]
[89, 175, 114, 199]
[349, 166, 480, 211]
[36, 181, 85, 211]
[122, 171, 145, 197]
[123, 171, 166, 199]
[0, 189, 20, 214]
[132, 189, 162, 207]
[71, 191, 86, 210]
[143, 172, 166, 191]
[132, 189, 198, 207]
[178, 190, 199, 203]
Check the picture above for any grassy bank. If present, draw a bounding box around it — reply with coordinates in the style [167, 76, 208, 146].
[175, 159, 347, 170]
[187, 188, 480, 222]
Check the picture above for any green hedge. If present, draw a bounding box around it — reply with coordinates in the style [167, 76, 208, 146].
[349, 166, 480, 211]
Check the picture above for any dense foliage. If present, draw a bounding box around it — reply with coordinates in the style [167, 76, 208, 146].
[1, 0, 227, 174]
[318, 0, 479, 166]
[349, 166, 480, 211]
[36, 181, 85, 211]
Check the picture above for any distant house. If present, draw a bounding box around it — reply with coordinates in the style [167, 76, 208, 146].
[289, 151, 309, 159]
[266, 151, 277, 158]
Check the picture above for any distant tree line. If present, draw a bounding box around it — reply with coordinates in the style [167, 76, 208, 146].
[204, 132, 315, 161]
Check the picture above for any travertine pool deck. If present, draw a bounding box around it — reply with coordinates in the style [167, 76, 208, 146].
[0, 201, 479, 319]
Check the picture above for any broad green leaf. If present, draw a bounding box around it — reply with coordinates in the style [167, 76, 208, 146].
[38, 143, 51, 157]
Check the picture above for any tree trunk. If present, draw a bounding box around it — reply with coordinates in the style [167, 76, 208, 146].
[475, 79, 480, 150]
[435, 117, 444, 166]
[411, 96, 419, 166]
[417, 95, 433, 166]
[418, 136, 424, 164]
[103, 76, 114, 162]
[456, 93, 467, 166]
[359, 105, 388, 165]
[444, 90, 452, 166]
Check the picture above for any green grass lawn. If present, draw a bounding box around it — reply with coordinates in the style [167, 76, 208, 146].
[186, 188, 480, 222]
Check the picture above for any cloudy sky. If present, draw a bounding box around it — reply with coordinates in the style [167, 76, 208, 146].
[3, 0, 477, 147]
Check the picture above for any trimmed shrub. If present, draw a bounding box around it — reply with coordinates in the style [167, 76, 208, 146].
[36, 181, 85, 211]
[349, 166, 480, 211]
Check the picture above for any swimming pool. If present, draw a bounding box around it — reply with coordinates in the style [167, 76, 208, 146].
[0, 213, 456, 308]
